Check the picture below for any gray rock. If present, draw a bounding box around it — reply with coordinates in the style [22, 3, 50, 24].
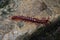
[17, 21, 24, 28]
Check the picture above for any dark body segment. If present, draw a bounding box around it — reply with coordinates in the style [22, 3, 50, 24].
[11, 16, 49, 24]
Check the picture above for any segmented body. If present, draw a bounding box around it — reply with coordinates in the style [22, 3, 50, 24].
[11, 16, 49, 24]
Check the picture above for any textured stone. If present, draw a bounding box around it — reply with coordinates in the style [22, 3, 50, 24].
[0, 0, 60, 40]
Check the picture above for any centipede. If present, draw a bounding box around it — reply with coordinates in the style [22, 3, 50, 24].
[11, 16, 50, 24]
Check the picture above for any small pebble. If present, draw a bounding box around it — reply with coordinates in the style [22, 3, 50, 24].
[17, 21, 24, 28]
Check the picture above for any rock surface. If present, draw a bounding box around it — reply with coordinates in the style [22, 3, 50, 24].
[0, 0, 60, 40]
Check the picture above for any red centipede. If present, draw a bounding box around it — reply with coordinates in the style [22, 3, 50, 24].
[11, 16, 50, 24]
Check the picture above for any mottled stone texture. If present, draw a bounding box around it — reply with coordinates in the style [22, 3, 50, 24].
[0, 0, 60, 40]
